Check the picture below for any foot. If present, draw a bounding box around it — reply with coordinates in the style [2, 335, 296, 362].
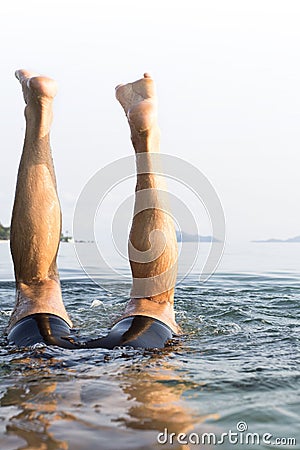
[16, 69, 57, 107]
[15, 69, 57, 137]
[116, 73, 158, 135]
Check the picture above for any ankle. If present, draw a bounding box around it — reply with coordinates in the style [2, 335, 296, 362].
[131, 125, 160, 152]
[25, 105, 53, 138]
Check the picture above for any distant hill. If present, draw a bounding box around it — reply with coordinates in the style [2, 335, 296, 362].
[0, 223, 10, 240]
[1, 223, 219, 244]
[252, 235, 300, 243]
[0, 222, 72, 242]
[176, 231, 219, 243]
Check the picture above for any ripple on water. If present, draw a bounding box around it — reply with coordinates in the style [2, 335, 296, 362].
[0, 274, 299, 449]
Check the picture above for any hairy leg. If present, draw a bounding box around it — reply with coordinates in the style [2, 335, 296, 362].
[8, 70, 72, 331]
[116, 74, 180, 334]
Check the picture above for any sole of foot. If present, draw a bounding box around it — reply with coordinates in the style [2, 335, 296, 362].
[15, 69, 57, 107]
[115, 73, 157, 134]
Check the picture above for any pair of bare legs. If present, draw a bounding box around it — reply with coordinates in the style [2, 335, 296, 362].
[8, 70, 180, 339]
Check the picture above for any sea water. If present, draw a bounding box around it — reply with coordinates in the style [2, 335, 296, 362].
[0, 241, 299, 450]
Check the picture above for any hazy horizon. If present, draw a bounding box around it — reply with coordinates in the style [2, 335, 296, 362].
[1, 0, 299, 245]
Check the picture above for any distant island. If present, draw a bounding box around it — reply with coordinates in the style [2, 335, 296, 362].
[0, 223, 10, 240]
[60, 233, 73, 243]
[176, 231, 219, 243]
[1, 223, 218, 244]
[0, 222, 72, 243]
[252, 235, 300, 243]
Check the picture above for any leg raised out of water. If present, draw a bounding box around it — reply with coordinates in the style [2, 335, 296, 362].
[8, 70, 72, 331]
[116, 74, 180, 334]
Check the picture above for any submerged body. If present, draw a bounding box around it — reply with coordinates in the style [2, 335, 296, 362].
[8, 313, 173, 349]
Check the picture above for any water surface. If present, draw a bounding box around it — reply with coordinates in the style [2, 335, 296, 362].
[0, 242, 299, 449]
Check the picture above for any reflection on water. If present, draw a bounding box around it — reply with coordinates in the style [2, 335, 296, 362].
[1, 378, 69, 449]
[0, 347, 216, 450]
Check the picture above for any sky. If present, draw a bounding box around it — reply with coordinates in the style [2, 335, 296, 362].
[0, 0, 300, 244]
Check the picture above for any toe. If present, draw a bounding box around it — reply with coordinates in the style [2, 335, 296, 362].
[115, 83, 125, 98]
[15, 69, 40, 84]
[15, 69, 25, 83]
